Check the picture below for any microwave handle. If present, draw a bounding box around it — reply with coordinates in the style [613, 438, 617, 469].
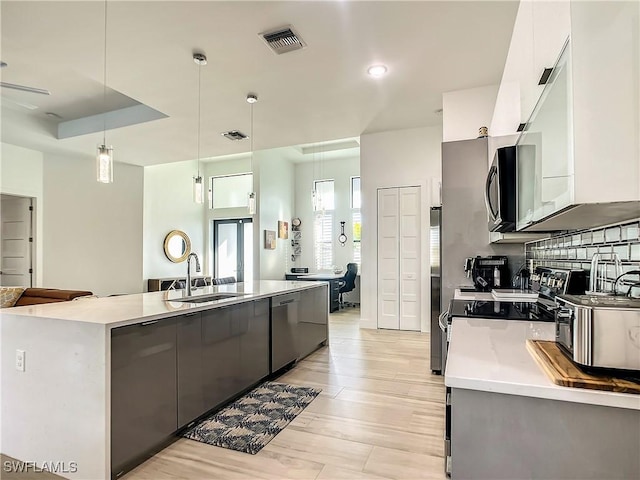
[484, 165, 498, 221]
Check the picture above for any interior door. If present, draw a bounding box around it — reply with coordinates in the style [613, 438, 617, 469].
[214, 218, 253, 282]
[399, 187, 421, 331]
[377, 189, 400, 329]
[0, 195, 33, 287]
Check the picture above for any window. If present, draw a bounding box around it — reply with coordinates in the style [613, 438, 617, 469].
[351, 176, 361, 266]
[314, 211, 333, 270]
[313, 179, 335, 211]
[313, 180, 334, 269]
[210, 173, 253, 209]
[352, 210, 361, 266]
[351, 176, 361, 209]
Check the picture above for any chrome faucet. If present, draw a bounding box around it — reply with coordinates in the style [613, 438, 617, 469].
[186, 252, 201, 296]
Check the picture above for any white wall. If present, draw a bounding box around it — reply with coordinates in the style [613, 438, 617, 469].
[256, 150, 295, 280]
[360, 125, 443, 331]
[143, 160, 206, 286]
[442, 84, 500, 142]
[0, 143, 44, 286]
[43, 153, 144, 296]
[293, 156, 360, 272]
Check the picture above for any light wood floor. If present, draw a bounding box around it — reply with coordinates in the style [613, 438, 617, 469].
[125, 308, 446, 480]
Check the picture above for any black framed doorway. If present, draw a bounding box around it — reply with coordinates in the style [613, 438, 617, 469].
[213, 218, 253, 282]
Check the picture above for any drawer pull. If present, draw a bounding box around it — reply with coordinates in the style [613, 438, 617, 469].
[141, 320, 159, 326]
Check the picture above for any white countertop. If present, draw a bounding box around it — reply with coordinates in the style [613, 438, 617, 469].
[1, 280, 324, 328]
[445, 317, 640, 411]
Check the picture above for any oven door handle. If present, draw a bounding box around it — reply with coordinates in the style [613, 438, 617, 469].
[438, 310, 449, 331]
[484, 165, 498, 222]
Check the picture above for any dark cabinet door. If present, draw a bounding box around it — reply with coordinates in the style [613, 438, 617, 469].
[111, 319, 177, 476]
[297, 286, 329, 359]
[176, 312, 205, 428]
[201, 306, 241, 409]
[239, 299, 270, 389]
[271, 293, 300, 372]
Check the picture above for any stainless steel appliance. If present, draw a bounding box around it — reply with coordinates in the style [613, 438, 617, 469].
[471, 256, 509, 292]
[485, 145, 517, 232]
[555, 294, 640, 372]
[430, 207, 443, 374]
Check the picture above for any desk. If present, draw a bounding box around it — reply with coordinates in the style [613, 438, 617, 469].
[285, 273, 343, 312]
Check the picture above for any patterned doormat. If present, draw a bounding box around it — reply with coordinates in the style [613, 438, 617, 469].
[182, 381, 321, 455]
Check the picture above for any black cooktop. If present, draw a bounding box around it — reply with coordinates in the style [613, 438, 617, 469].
[448, 299, 555, 322]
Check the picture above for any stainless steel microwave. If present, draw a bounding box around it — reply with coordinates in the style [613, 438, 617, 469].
[485, 145, 516, 232]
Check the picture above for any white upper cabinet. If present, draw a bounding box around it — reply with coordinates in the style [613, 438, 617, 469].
[494, 0, 640, 231]
[491, 0, 570, 137]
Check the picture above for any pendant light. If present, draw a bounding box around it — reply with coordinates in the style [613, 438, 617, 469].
[193, 52, 207, 204]
[96, 0, 113, 183]
[247, 93, 258, 215]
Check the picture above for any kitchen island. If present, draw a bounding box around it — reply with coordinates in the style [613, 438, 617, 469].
[445, 318, 640, 479]
[1, 281, 328, 480]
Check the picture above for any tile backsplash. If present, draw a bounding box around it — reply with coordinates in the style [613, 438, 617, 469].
[526, 219, 640, 295]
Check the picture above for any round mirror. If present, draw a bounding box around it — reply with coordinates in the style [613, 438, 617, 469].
[163, 230, 191, 263]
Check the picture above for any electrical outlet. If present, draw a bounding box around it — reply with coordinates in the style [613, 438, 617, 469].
[16, 349, 25, 372]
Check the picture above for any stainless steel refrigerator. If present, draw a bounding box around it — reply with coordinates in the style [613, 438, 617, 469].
[429, 207, 442, 374]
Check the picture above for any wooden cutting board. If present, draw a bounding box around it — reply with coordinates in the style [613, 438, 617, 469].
[526, 340, 640, 394]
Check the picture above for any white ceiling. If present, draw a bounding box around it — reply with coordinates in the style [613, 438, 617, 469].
[0, 1, 518, 167]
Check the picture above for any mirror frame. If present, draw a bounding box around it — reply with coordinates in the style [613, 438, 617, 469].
[163, 230, 191, 263]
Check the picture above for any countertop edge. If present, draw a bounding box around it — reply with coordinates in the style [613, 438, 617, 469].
[1, 281, 328, 328]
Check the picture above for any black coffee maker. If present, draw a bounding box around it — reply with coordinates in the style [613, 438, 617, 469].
[470, 256, 509, 292]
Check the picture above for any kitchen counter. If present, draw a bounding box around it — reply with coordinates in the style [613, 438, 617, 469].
[445, 317, 640, 479]
[4, 280, 322, 328]
[1, 281, 328, 480]
[445, 317, 640, 410]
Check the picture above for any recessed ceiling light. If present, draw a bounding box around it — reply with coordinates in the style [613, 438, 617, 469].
[367, 64, 388, 78]
[45, 112, 63, 119]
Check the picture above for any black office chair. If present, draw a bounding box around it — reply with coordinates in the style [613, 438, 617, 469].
[338, 263, 358, 308]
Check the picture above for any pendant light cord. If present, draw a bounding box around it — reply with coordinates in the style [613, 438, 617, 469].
[250, 99, 254, 190]
[102, 0, 108, 146]
[197, 60, 201, 178]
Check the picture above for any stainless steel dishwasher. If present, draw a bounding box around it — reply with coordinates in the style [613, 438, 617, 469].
[271, 292, 300, 372]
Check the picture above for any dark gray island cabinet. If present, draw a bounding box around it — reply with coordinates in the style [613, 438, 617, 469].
[111, 286, 327, 479]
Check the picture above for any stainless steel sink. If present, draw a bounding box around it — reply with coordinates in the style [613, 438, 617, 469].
[170, 292, 242, 303]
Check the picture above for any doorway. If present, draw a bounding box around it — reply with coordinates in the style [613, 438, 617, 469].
[0, 194, 35, 287]
[213, 218, 253, 282]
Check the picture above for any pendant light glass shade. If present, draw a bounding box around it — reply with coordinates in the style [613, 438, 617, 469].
[193, 175, 204, 204]
[97, 144, 113, 183]
[248, 192, 256, 215]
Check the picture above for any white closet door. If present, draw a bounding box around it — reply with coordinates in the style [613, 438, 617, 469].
[377, 188, 400, 329]
[399, 187, 421, 331]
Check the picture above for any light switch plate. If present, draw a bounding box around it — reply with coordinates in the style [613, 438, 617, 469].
[16, 349, 25, 372]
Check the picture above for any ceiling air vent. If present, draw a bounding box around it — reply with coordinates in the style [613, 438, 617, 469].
[221, 130, 248, 141]
[260, 25, 306, 55]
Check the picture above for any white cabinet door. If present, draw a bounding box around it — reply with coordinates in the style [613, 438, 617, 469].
[399, 187, 421, 331]
[377, 187, 421, 331]
[377, 189, 400, 329]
